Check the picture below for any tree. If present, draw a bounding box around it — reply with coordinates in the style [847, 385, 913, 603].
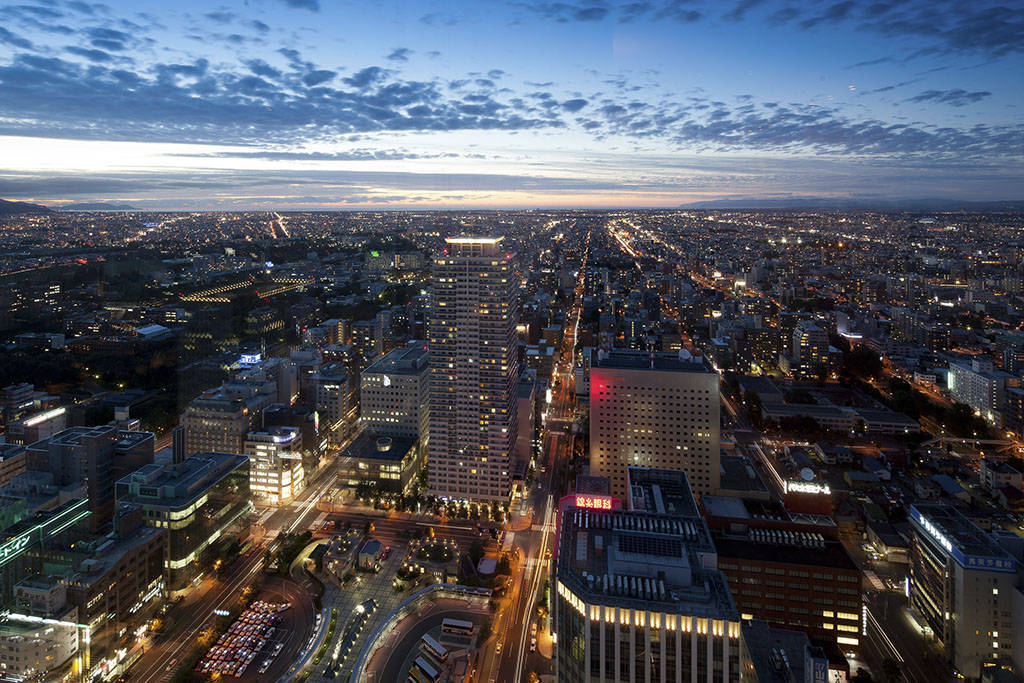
[853, 668, 874, 683]
[497, 554, 512, 575]
[469, 539, 485, 565]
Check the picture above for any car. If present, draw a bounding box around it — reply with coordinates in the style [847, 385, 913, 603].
[530, 638, 537, 652]
[495, 642, 503, 654]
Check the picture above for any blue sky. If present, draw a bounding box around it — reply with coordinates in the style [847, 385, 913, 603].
[0, 0, 1021, 209]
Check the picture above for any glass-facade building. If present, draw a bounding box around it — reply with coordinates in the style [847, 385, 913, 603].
[116, 453, 250, 596]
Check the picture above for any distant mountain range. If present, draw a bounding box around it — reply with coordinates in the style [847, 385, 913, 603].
[679, 197, 1024, 211]
[60, 202, 140, 211]
[0, 198, 54, 216]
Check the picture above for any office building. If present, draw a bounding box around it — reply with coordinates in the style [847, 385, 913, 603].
[64, 504, 165, 669]
[336, 433, 420, 494]
[5, 406, 67, 445]
[311, 362, 357, 447]
[116, 453, 250, 596]
[25, 426, 154, 531]
[740, 620, 830, 683]
[553, 470, 741, 682]
[0, 444, 27, 487]
[909, 504, 1017, 678]
[428, 237, 519, 502]
[713, 530, 862, 654]
[791, 320, 830, 378]
[244, 427, 305, 505]
[589, 348, 720, 500]
[360, 345, 430, 447]
[949, 358, 1017, 424]
[180, 388, 267, 457]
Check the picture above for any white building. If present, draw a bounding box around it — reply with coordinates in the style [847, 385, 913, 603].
[244, 427, 305, 505]
[948, 358, 1018, 423]
[428, 236, 519, 502]
[910, 505, 1017, 679]
[589, 348, 720, 500]
[0, 612, 80, 679]
[360, 345, 430, 447]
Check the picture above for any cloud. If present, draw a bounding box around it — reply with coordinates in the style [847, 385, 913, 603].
[387, 48, 412, 62]
[0, 51, 558, 145]
[301, 69, 336, 86]
[279, 0, 320, 11]
[562, 98, 588, 112]
[204, 11, 235, 24]
[907, 89, 992, 106]
[64, 46, 115, 62]
[508, 1, 1024, 58]
[0, 27, 33, 49]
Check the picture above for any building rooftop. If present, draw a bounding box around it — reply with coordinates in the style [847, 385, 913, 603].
[742, 620, 820, 683]
[590, 348, 714, 374]
[626, 466, 700, 516]
[363, 345, 429, 375]
[116, 452, 248, 509]
[911, 504, 1017, 568]
[712, 531, 858, 571]
[719, 454, 769, 494]
[340, 432, 415, 463]
[557, 476, 735, 619]
[558, 508, 734, 618]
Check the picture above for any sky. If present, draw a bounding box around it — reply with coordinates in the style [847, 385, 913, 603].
[0, 0, 1022, 209]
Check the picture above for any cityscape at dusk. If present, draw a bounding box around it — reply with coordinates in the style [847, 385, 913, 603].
[1, 2, 1023, 683]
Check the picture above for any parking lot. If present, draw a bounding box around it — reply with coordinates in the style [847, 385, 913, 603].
[195, 601, 291, 678]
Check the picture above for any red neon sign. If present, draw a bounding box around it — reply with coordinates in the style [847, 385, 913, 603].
[574, 495, 612, 510]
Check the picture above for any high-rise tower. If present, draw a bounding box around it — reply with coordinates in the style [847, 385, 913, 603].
[428, 237, 518, 501]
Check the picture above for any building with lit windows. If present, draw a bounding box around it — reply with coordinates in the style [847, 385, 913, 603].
[244, 427, 304, 505]
[428, 236, 518, 502]
[25, 426, 154, 532]
[311, 363, 357, 448]
[337, 433, 419, 494]
[909, 504, 1017, 679]
[360, 345, 430, 448]
[713, 531, 862, 656]
[948, 358, 1018, 424]
[553, 471, 741, 682]
[180, 388, 266, 457]
[589, 348, 720, 500]
[5, 407, 67, 445]
[115, 453, 250, 596]
[791, 320, 830, 378]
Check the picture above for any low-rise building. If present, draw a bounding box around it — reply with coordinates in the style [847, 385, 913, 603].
[337, 433, 420, 494]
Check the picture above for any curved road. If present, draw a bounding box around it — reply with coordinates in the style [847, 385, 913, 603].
[378, 610, 486, 683]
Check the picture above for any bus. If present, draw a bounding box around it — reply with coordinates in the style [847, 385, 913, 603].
[441, 618, 474, 636]
[411, 656, 441, 683]
[420, 634, 448, 663]
[407, 668, 430, 683]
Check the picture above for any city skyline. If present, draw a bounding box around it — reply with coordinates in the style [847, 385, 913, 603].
[0, 0, 1022, 210]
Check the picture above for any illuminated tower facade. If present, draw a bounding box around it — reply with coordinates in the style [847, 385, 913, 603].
[428, 237, 518, 502]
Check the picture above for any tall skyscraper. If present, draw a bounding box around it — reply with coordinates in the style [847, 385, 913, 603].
[428, 236, 518, 502]
[588, 348, 720, 499]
